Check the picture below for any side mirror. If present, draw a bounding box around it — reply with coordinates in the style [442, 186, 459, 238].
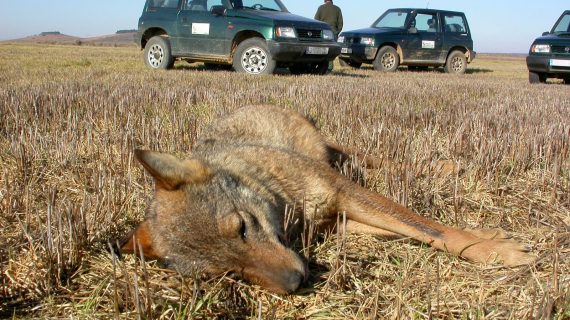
[211, 5, 226, 16]
[542, 31, 550, 36]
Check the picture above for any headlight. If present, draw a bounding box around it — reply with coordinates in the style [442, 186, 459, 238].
[322, 30, 334, 40]
[360, 37, 375, 46]
[276, 27, 296, 38]
[337, 35, 345, 43]
[531, 44, 550, 53]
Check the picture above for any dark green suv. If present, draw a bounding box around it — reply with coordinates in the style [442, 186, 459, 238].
[337, 8, 475, 74]
[136, 0, 341, 75]
[526, 10, 570, 84]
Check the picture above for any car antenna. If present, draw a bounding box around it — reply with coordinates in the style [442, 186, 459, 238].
[426, 0, 430, 9]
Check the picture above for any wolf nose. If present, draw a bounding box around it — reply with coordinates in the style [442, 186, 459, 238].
[285, 271, 305, 293]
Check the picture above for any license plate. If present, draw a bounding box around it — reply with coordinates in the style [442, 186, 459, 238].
[550, 59, 570, 67]
[341, 47, 352, 54]
[306, 47, 328, 55]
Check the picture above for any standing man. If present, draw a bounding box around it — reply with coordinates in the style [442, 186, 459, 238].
[314, 0, 343, 39]
[315, 0, 343, 71]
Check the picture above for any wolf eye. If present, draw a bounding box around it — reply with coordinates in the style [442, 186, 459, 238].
[239, 220, 247, 240]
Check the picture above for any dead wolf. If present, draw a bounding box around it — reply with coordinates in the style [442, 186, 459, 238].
[120, 105, 534, 294]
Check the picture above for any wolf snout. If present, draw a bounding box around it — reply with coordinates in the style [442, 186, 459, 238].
[243, 252, 307, 294]
[282, 269, 306, 293]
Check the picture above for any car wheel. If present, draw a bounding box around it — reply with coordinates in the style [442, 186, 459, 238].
[144, 36, 174, 70]
[529, 72, 547, 84]
[310, 61, 330, 75]
[444, 50, 467, 74]
[373, 46, 399, 72]
[233, 38, 276, 75]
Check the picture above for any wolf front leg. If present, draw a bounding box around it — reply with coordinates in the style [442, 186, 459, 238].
[338, 183, 535, 267]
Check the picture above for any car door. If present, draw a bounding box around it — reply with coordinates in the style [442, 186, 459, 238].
[400, 11, 443, 63]
[441, 13, 472, 54]
[176, 0, 230, 56]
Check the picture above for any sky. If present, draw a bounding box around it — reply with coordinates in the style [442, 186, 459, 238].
[0, 1, 568, 53]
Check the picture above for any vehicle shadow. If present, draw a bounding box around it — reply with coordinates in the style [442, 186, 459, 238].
[329, 70, 370, 78]
[466, 68, 493, 74]
[172, 63, 370, 78]
[276, 68, 370, 78]
[357, 65, 495, 75]
[173, 63, 231, 72]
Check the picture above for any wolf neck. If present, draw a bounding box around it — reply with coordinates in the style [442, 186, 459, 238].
[196, 144, 340, 221]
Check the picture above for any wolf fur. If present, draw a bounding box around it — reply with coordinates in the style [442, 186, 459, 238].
[120, 105, 534, 294]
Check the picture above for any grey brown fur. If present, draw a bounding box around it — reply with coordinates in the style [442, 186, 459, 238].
[121, 105, 534, 294]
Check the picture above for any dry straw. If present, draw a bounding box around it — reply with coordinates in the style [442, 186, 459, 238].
[0, 44, 568, 319]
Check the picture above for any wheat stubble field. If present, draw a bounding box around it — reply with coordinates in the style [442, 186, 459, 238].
[0, 43, 569, 319]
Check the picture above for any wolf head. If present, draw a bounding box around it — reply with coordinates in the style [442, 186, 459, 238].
[120, 150, 307, 294]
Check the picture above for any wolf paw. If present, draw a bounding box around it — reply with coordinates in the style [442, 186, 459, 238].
[462, 238, 536, 267]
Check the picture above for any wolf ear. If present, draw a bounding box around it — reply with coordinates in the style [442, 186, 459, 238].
[135, 149, 212, 190]
[119, 221, 163, 259]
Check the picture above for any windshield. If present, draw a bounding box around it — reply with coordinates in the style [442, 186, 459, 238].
[552, 13, 570, 34]
[230, 0, 287, 12]
[372, 10, 411, 29]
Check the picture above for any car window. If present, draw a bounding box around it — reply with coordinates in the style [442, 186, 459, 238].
[413, 13, 438, 33]
[184, 0, 227, 11]
[374, 10, 410, 29]
[443, 14, 467, 33]
[149, 0, 180, 9]
[553, 14, 570, 33]
[231, 0, 284, 11]
[185, 0, 205, 11]
[208, 0, 229, 10]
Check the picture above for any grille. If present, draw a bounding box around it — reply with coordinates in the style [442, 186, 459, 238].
[297, 29, 322, 40]
[552, 45, 570, 54]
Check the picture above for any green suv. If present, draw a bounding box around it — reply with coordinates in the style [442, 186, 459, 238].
[337, 8, 475, 74]
[136, 0, 341, 75]
[526, 10, 570, 84]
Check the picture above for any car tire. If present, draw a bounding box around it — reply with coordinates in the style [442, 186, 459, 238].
[373, 46, 399, 72]
[233, 38, 276, 75]
[444, 50, 467, 74]
[144, 36, 174, 70]
[529, 72, 546, 84]
[311, 61, 330, 75]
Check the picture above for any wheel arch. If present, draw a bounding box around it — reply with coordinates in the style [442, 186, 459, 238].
[141, 28, 169, 49]
[446, 46, 472, 63]
[231, 31, 266, 58]
[374, 42, 402, 62]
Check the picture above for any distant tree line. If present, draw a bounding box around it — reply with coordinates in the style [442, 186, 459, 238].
[40, 31, 61, 36]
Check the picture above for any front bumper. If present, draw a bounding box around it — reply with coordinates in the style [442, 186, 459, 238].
[338, 45, 377, 63]
[527, 54, 570, 75]
[267, 40, 341, 63]
[469, 50, 477, 62]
